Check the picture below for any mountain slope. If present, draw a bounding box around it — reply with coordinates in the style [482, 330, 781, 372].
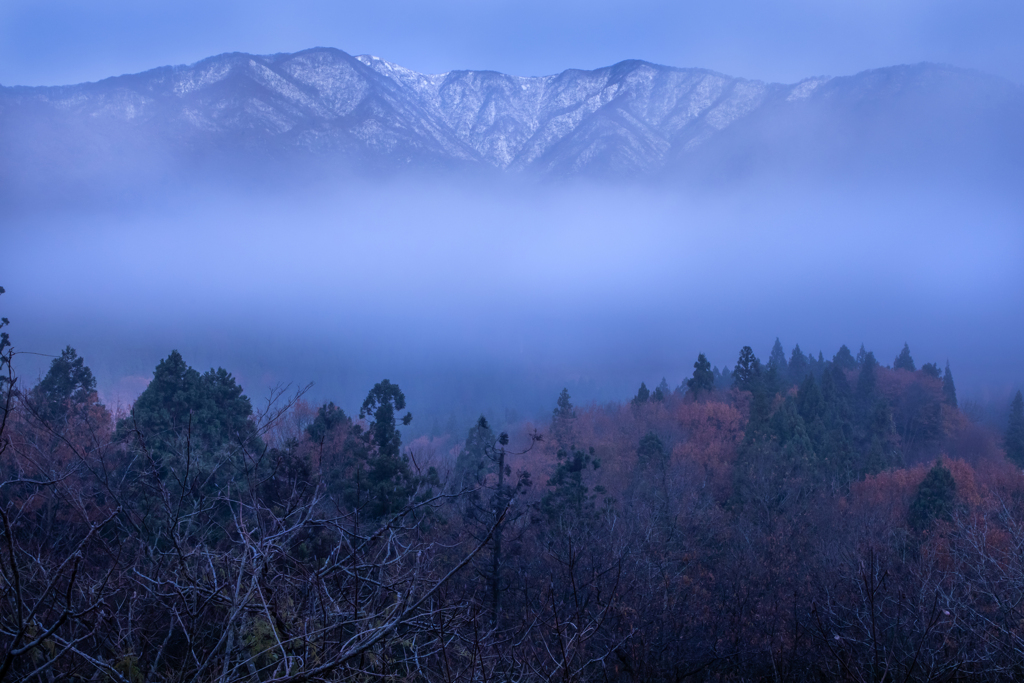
[1, 47, 1021, 198]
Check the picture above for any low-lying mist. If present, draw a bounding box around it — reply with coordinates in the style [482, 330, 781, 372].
[6, 175, 1023, 432]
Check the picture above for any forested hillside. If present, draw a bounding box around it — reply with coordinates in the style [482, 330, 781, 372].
[3, 286, 1024, 681]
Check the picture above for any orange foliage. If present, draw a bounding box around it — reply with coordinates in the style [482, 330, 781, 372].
[672, 400, 744, 502]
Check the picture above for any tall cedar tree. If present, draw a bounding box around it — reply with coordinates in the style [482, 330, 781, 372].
[551, 388, 577, 449]
[1006, 391, 1024, 468]
[789, 344, 809, 382]
[833, 344, 858, 371]
[357, 379, 423, 519]
[633, 382, 650, 405]
[894, 343, 916, 371]
[732, 346, 762, 393]
[687, 353, 715, 397]
[766, 338, 788, 395]
[943, 363, 958, 408]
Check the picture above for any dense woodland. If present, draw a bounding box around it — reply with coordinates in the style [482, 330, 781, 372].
[3, 285, 1024, 682]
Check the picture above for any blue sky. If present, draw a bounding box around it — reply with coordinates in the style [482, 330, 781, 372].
[2, 0, 1023, 86]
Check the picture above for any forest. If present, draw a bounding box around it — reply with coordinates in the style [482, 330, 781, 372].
[3, 284, 1024, 683]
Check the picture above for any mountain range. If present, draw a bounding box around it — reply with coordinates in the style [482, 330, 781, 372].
[2, 47, 1022, 199]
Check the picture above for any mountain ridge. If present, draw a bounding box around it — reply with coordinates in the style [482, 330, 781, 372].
[2, 47, 1021, 199]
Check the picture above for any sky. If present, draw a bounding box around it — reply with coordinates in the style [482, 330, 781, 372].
[2, 0, 1023, 87]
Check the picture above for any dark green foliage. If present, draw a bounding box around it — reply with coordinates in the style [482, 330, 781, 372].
[653, 378, 669, 402]
[856, 351, 879, 408]
[119, 350, 259, 462]
[732, 346, 762, 393]
[633, 382, 650, 405]
[833, 345, 858, 371]
[305, 401, 348, 443]
[542, 446, 602, 521]
[942, 363, 958, 408]
[28, 346, 98, 423]
[765, 338, 788, 395]
[359, 379, 411, 459]
[908, 462, 956, 531]
[687, 353, 715, 397]
[1006, 391, 1024, 468]
[921, 362, 941, 379]
[714, 365, 733, 391]
[789, 344, 809, 382]
[894, 343, 916, 372]
[551, 387, 577, 449]
[354, 379, 423, 519]
[856, 344, 868, 366]
[455, 415, 495, 486]
[636, 431, 667, 470]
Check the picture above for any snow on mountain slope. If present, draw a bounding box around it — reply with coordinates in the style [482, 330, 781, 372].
[1, 47, 1021, 193]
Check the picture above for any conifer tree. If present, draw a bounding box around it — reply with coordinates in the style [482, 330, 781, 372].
[551, 388, 578, 449]
[856, 344, 868, 366]
[788, 344, 809, 382]
[732, 346, 762, 393]
[765, 339, 788, 395]
[633, 382, 650, 405]
[29, 346, 98, 424]
[894, 343, 916, 371]
[942, 363, 958, 408]
[921, 362, 941, 379]
[687, 353, 715, 397]
[833, 345, 858, 371]
[1006, 391, 1024, 468]
[908, 462, 956, 531]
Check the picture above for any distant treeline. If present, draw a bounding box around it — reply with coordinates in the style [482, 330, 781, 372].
[3, 284, 1024, 682]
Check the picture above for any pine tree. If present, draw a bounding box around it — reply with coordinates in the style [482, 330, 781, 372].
[856, 344, 868, 366]
[921, 362, 941, 379]
[29, 346, 98, 424]
[356, 379, 420, 519]
[908, 462, 956, 532]
[306, 402, 348, 444]
[1006, 391, 1024, 468]
[653, 377, 670, 401]
[551, 388, 578, 449]
[455, 415, 495, 486]
[732, 346, 762, 393]
[788, 344, 809, 382]
[942, 363, 958, 408]
[636, 431, 667, 470]
[833, 345, 858, 371]
[633, 382, 650, 405]
[894, 343, 916, 371]
[766, 338, 788, 395]
[687, 353, 715, 397]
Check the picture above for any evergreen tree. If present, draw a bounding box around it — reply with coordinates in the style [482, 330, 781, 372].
[455, 415, 495, 486]
[653, 377, 670, 402]
[856, 351, 878, 402]
[942, 363, 958, 408]
[894, 343, 916, 372]
[29, 346, 98, 424]
[765, 338, 788, 395]
[732, 346, 762, 393]
[789, 344, 809, 382]
[856, 344, 868, 366]
[306, 402, 348, 444]
[908, 462, 956, 532]
[1006, 391, 1024, 468]
[687, 353, 715, 397]
[833, 345, 858, 371]
[551, 388, 578, 450]
[633, 382, 650, 405]
[356, 380, 420, 519]
[119, 350, 259, 463]
[921, 362, 941, 379]
[636, 431, 667, 471]
[542, 446, 603, 521]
